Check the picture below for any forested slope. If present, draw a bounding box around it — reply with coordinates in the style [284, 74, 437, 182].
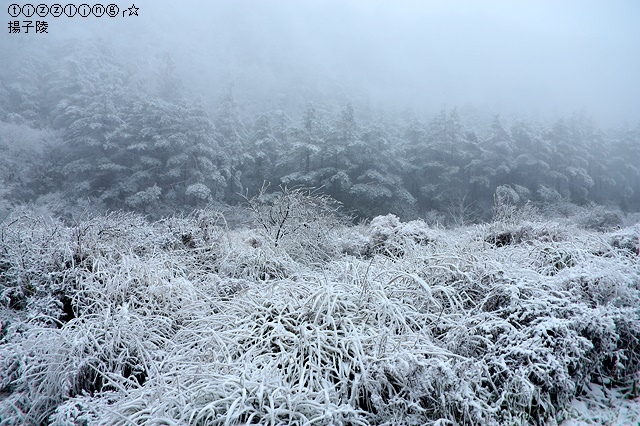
[1, 39, 639, 223]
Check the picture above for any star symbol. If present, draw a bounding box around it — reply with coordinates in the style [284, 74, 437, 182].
[127, 4, 139, 16]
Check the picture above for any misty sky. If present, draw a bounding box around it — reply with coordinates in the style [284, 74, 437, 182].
[6, 0, 640, 124]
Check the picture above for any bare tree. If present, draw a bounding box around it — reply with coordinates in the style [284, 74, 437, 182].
[241, 184, 342, 248]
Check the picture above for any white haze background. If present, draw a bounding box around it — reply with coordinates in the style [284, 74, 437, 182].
[45, 0, 640, 126]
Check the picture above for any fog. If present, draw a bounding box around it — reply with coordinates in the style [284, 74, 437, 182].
[116, 0, 640, 124]
[3, 0, 638, 124]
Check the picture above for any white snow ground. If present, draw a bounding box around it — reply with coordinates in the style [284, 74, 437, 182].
[560, 383, 640, 425]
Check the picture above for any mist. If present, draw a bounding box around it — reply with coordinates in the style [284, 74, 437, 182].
[133, 0, 640, 124]
[3, 0, 638, 125]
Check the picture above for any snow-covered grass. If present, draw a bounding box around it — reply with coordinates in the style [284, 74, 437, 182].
[561, 381, 640, 425]
[1, 206, 639, 425]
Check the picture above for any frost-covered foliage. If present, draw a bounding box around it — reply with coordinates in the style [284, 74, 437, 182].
[576, 205, 624, 231]
[3, 35, 640, 220]
[242, 185, 346, 263]
[609, 225, 640, 257]
[1, 208, 639, 425]
[365, 214, 437, 257]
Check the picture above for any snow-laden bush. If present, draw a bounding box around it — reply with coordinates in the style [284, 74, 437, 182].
[0, 210, 185, 324]
[1, 214, 73, 317]
[577, 205, 624, 231]
[609, 225, 640, 257]
[484, 221, 567, 248]
[366, 214, 436, 257]
[484, 201, 566, 248]
[242, 185, 346, 264]
[1, 208, 640, 425]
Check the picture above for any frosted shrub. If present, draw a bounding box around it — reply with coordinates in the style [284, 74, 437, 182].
[157, 207, 228, 252]
[577, 205, 624, 231]
[0, 213, 74, 320]
[485, 199, 566, 248]
[609, 225, 640, 257]
[367, 213, 402, 255]
[366, 214, 435, 257]
[242, 185, 345, 263]
[337, 225, 371, 257]
[219, 245, 292, 280]
[1, 208, 640, 425]
[492, 189, 539, 226]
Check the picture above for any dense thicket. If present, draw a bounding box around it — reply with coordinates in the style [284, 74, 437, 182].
[1, 199, 639, 425]
[1, 39, 640, 222]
